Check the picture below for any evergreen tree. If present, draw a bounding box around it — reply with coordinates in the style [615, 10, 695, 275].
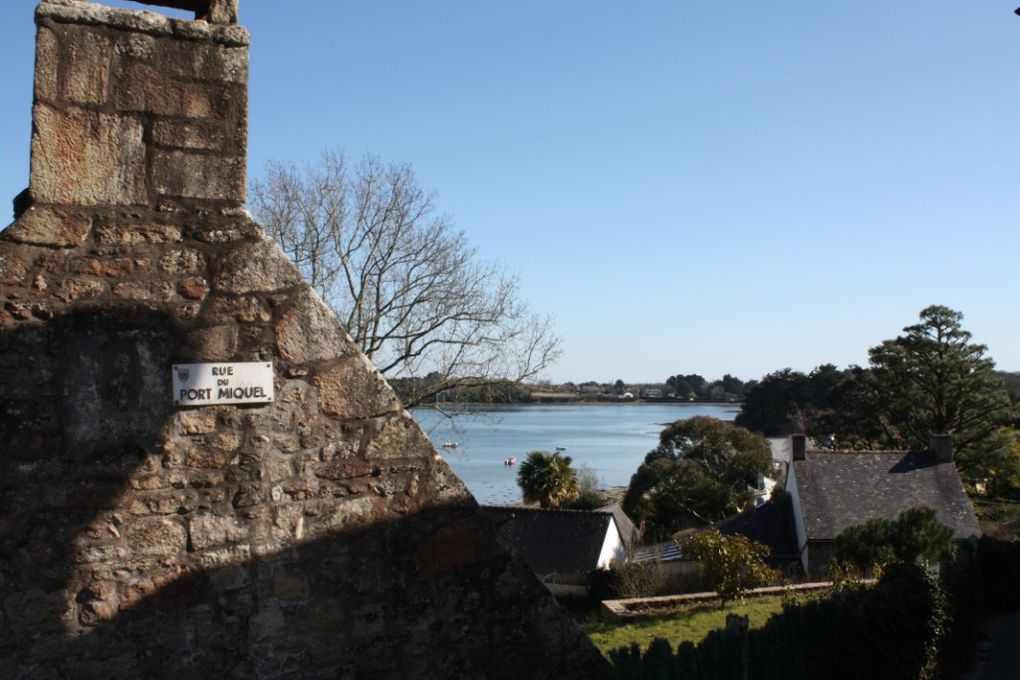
[836, 506, 956, 571]
[623, 417, 773, 540]
[868, 305, 1016, 478]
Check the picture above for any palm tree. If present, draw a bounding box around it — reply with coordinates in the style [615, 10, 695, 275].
[516, 451, 579, 508]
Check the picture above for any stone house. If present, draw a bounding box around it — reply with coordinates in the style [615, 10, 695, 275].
[630, 495, 800, 583]
[786, 435, 981, 576]
[483, 505, 634, 596]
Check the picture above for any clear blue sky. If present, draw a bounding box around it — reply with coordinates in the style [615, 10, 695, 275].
[1, 1, 1018, 383]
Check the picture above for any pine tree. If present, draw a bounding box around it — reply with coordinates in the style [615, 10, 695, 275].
[868, 305, 1017, 478]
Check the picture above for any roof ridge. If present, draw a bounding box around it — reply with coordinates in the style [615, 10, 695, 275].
[803, 449, 917, 456]
[481, 504, 613, 516]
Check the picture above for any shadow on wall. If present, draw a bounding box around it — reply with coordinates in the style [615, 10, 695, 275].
[0, 306, 605, 679]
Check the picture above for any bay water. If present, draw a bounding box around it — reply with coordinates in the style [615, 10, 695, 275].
[411, 402, 740, 505]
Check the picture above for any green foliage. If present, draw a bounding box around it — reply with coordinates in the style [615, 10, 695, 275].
[938, 555, 984, 678]
[391, 376, 535, 405]
[977, 535, 1020, 614]
[665, 373, 748, 401]
[681, 529, 776, 605]
[868, 305, 1017, 478]
[561, 465, 606, 511]
[623, 417, 774, 539]
[735, 368, 812, 436]
[735, 307, 1018, 481]
[610, 562, 948, 680]
[515, 450, 578, 508]
[588, 561, 677, 600]
[836, 506, 955, 571]
[986, 430, 1020, 499]
[587, 593, 817, 659]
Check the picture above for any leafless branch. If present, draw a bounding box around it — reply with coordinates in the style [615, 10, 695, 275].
[251, 151, 562, 408]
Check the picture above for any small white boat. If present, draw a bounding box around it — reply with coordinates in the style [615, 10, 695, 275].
[503, 456, 517, 466]
[442, 442, 459, 449]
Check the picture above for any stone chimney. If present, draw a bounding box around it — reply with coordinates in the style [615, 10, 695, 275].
[791, 433, 807, 461]
[24, 0, 247, 217]
[0, 3, 608, 678]
[931, 434, 954, 463]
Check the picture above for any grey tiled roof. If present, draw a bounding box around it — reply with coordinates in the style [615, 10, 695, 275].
[793, 451, 981, 541]
[632, 541, 685, 563]
[482, 506, 615, 576]
[715, 494, 800, 566]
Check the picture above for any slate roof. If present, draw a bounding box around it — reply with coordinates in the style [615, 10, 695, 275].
[715, 494, 800, 566]
[631, 540, 684, 563]
[482, 506, 616, 576]
[792, 450, 981, 541]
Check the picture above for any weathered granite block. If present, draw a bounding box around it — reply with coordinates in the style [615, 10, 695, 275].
[113, 61, 221, 117]
[94, 223, 184, 245]
[275, 294, 356, 364]
[153, 119, 226, 151]
[152, 149, 246, 202]
[189, 512, 248, 551]
[314, 356, 402, 419]
[162, 39, 249, 83]
[3, 207, 91, 247]
[62, 24, 113, 105]
[30, 105, 147, 205]
[34, 25, 59, 102]
[213, 240, 302, 293]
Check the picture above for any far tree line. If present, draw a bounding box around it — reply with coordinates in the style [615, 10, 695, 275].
[517, 306, 1020, 543]
[736, 305, 1018, 493]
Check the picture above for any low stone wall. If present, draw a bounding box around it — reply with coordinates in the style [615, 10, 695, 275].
[600, 581, 852, 623]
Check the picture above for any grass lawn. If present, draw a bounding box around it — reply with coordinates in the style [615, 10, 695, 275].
[973, 497, 1020, 539]
[579, 593, 816, 657]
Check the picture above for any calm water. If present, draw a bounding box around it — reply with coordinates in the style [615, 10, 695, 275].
[411, 402, 740, 505]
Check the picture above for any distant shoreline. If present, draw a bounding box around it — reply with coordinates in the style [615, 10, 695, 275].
[515, 394, 740, 406]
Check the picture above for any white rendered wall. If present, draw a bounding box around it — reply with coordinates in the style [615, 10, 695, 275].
[787, 463, 809, 574]
[597, 519, 627, 568]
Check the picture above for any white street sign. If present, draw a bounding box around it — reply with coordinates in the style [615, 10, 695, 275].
[172, 362, 275, 406]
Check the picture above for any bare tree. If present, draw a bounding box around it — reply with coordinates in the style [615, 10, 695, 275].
[250, 151, 561, 407]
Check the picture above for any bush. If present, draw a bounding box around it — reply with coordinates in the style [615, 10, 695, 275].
[562, 465, 607, 511]
[978, 535, 1020, 614]
[681, 530, 776, 605]
[938, 555, 983, 679]
[589, 562, 675, 601]
[836, 506, 955, 572]
[608, 536, 1020, 679]
[610, 562, 947, 680]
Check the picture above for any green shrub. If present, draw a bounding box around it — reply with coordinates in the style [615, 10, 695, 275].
[610, 562, 947, 680]
[978, 535, 1020, 614]
[681, 529, 775, 605]
[836, 506, 955, 572]
[588, 561, 675, 600]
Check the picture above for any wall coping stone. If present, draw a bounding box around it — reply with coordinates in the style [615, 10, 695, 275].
[599, 580, 876, 623]
[37, 0, 249, 46]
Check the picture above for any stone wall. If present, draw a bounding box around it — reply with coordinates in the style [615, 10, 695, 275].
[0, 2, 609, 678]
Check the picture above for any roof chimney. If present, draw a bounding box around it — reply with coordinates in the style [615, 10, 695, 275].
[930, 434, 953, 463]
[791, 434, 806, 461]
